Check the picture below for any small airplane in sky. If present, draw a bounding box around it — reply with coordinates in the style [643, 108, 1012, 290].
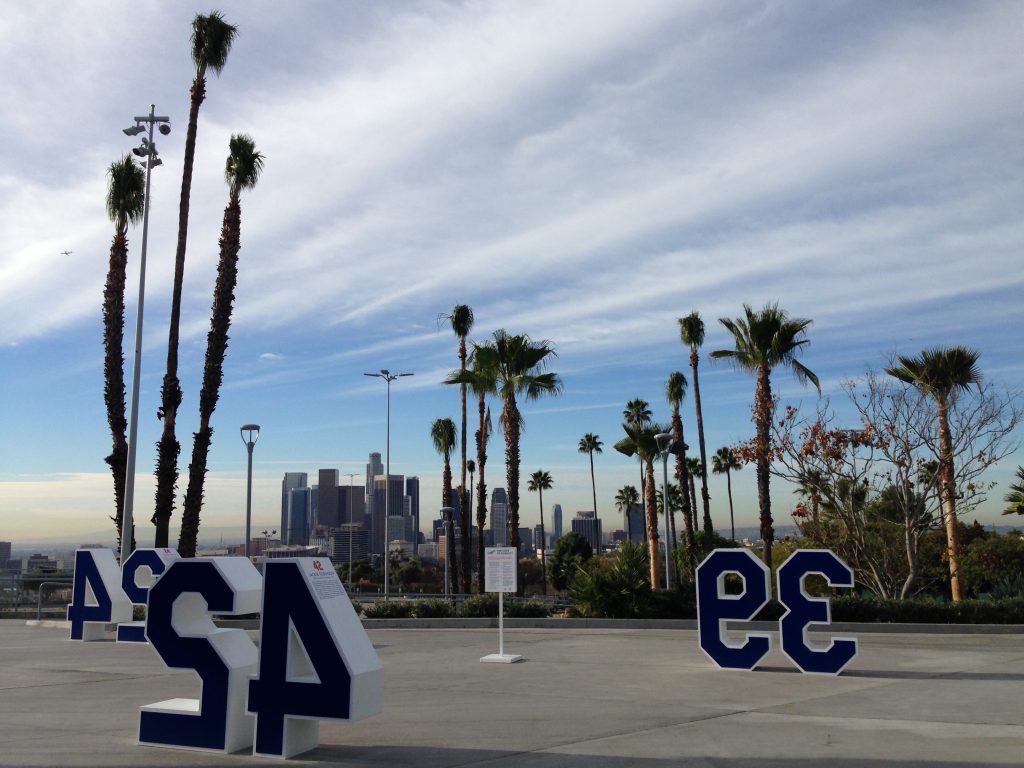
[61, 250, 72, 256]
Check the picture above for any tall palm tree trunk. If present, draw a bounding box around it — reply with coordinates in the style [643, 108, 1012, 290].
[589, 451, 598, 517]
[475, 394, 488, 593]
[938, 400, 963, 601]
[538, 486, 547, 594]
[644, 458, 661, 590]
[691, 349, 713, 544]
[725, 467, 736, 542]
[103, 230, 130, 548]
[671, 409, 697, 573]
[504, 396, 523, 595]
[459, 341, 471, 594]
[178, 195, 241, 557]
[153, 75, 206, 548]
[755, 365, 774, 567]
[443, 458, 454, 595]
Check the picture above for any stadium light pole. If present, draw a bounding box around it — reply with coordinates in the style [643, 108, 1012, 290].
[241, 424, 261, 558]
[655, 432, 674, 590]
[119, 105, 170, 565]
[363, 369, 414, 598]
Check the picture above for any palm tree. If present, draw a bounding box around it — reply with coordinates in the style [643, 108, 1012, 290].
[430, 417, 458, 595]
[474, 330, 561, 593]
[467, 458, 476, 518]
[1004, 466, 1024, 516]
[102, 155, 145, 551]
[178, 135, 264, 558]
[445, 345, 496, 592]
[527, 470, 553, 593]
[442, 304, 474, 592]
[665, 371, 697, 572]
[711, 446, 742, 542]
[623, 398, 652, 535]
[578, 433, 603, 517]
[679, 312, 714, 544]
[154, 11, 238, 548]
[887, 346, 982, 602]
[615, 420, 671, 589]
[614, 485, 641, 541]
[684, 457, 703, 547]
[656, 483, 684, 553]
[711, 303, 819, 567]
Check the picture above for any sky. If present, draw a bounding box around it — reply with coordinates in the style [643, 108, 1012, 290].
[1, 1, 1022, 549]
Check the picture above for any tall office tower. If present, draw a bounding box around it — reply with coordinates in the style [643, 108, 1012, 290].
[490, 487, 508, 546]
[533, 523, 546, 550]
[331, 524, 369, 567]
[405, 476, 420, 551]
[518, 527, 533, 553]
[627, 506, 645, 542]
[337, 484, 366, 526]
[365, 452, 383, 509]
[0, 541, 11, 570]
[371, 474, 405, 554]
[552, 504, 563, 540]
[317, 469, 340, 528]
[280, 473, 308, 536]
[572, 510, 603, 554]
[285, 487, 312, 545]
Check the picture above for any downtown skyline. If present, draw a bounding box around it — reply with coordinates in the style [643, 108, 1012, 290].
[1, 1, 1022, 546]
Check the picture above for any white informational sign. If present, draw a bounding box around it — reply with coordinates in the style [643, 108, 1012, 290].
[484, 547, 517, 593]
[481, 547, 521, 664]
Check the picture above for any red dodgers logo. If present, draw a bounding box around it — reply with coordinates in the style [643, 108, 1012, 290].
[313, 560, 324, 571]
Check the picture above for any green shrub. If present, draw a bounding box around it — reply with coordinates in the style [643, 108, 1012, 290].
[459, 593, 499, 617]
[349, 599, 362, 616]
[362, 600, 415, 619]
[410, 598, 455, 618]
[504, 599, 553, 618]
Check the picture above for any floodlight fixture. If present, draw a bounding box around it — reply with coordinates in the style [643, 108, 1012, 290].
[123, 124, 145, 136]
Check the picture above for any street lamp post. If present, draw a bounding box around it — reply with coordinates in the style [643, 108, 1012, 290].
[655, 432, 674, 590]
[119, 105, 170, 565]
[240, 424, 261, 558]
[363, 369, 413, 599]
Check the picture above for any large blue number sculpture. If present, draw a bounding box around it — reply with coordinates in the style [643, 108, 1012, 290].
[67, 549, 132, 641]
[249, 558, 383, 758]
[116, 548, 180, 643]
[695, 548, 773, 670]
[777, 550, 858, 675]
[139, 558, 262, 753]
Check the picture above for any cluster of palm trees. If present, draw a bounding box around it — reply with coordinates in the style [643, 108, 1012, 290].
[102, 12, 262, 557]
[436, 307, 562, 593]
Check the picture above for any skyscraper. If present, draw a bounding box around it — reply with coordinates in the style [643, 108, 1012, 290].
[317, 469, 340, 528]
[285, 487, 312, 545]
[552, 503, 563, 540]
[365, 452, 383, 511]
[572, 510, 602, 554]
[405, 476, 420, 550]
[371, 474, 405, 555]
[280, 472, 308, 537]
[338, 484, 366, 527]
[490, 487, 508, 546]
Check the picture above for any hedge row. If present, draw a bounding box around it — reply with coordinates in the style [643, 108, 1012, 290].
[360, 594, 553, 619]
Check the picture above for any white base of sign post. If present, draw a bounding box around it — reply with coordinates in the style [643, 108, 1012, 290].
[480, 589, 522, 663]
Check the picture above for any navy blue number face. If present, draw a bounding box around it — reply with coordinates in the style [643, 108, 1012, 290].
[139, 559, 258, 752]
[777, 550, 858, 675]
[696, 549, 772, 670]
[249, 560, 354, 757]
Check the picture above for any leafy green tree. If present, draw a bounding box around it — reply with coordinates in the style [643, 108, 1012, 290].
[550, 531, 593, 591]
[178, 135, 264, 557]
[569, 542, 651, 618]
[102, 155, 145, 550]
[887, 346, 982, 602]
[431, 417, 457, 594]
[473, 330, 561, 593]
[578, 433, 603, 519]
[666, 371, 696, 572]
[527, 469, 553, 592]
[679, 312, 713, 542]
[711, 302, 820, 567]
[1005, 466, 1024, 516]
[442, 304, 474, 592]
[614, 484, 640, 542]
[615, 420, 672, 589]
[712, 446, 742, 542]
[154, 11, 238, 547]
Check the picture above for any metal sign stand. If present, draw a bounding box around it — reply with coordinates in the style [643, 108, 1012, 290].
[481, 547, 522, 663]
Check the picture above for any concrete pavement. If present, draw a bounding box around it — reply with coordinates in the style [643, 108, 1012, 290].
[0, 620, 1021, 766]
